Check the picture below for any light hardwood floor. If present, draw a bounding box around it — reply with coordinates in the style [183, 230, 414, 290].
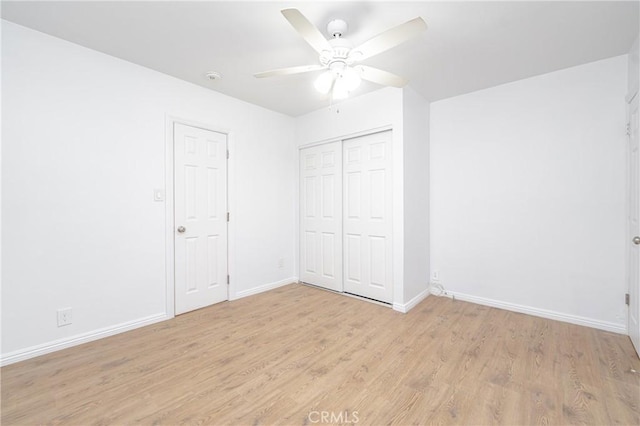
[2, 283, 639, 425]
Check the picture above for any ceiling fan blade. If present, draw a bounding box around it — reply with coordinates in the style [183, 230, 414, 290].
[281, 8, 332, 54]
[352, 17, 427, 61]
[254, 64, 325, 78]
[356, 65, 408, 87]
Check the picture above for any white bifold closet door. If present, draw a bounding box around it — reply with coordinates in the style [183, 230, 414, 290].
[343, 131, 393, 303]
[299, 130, 393, 304]
[299, 142, 343, 292]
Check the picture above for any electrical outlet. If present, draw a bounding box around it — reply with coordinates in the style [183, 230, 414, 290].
[57, 308, 73, 327]
[278, 258, 284, 269]
[432, 270, 440, 281]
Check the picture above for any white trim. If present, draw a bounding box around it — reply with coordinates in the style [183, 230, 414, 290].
[293, 140, 301, 292]
[164, 116, 176, 318]
[626, 95, 632, 339]
[450, 291, 627, 334]
[393, 288, 430, 313]
[298, 125, 393, 150]
[164, 115, 233, 314]
[0, 313, 169, 366]
[231, 278, 296, 300]
[227, 131, 236, 304]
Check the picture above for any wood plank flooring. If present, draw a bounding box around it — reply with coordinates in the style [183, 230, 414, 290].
[2, 283, 639, 425]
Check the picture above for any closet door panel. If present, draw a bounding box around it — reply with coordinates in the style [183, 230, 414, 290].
[299, 142, 343, 291]
[343, 131, 393, 303]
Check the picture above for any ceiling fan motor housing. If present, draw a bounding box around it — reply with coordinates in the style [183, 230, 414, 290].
[320, 37, 354, 67]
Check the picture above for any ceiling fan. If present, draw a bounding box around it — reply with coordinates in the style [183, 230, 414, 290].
[254, 9, 427, 100]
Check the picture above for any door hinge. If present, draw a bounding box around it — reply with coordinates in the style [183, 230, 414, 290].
[227, 150, 229, 159]
[227, 275, 230, 285]
[227, 212, 230, 222]
[626, 293, 630, 305]
[627, 123, 632, 137]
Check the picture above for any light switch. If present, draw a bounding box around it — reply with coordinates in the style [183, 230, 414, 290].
[154, 189, 165, 202]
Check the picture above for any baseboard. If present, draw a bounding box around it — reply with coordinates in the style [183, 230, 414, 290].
[2, 279, 298, 366]
[232, 277, 296, 300]
[393, 287, 430, 313]
[449, 291, 627, 334]
[0, 312, 170, 366]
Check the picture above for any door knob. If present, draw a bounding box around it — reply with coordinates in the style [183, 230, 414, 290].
[634, 236, 640, 245]
[177, 226, 186, 233]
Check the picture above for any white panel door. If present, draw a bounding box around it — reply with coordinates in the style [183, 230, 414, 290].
[300, 142, 343, 292]
[174, 123, 228, 315]
[343, 131, 393, 303]
[628, 94, 640, 357]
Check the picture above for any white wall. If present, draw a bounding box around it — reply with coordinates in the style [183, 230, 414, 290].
[401, 87, 430, 305]
[1, 21, 296, 363]
[628, 36, 639, 99]
[430, 55, 628, 332]
[294, 88, 408, 306]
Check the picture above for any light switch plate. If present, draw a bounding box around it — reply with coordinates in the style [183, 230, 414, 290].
[153, 189, 164, 202]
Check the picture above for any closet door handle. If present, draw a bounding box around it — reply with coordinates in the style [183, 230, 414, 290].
[633, 236, 640, 245]
[177, 226, 186, 233]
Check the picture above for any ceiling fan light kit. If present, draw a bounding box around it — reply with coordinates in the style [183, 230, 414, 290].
[314, 70, 335, 94]
[254, 8, 427, 103]
[314, 63, 361, 99]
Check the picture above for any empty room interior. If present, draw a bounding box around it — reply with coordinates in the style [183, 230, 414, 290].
[2, 1, 640, 424]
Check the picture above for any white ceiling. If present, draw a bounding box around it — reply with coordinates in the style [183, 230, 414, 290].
[2, 1, 638, 117]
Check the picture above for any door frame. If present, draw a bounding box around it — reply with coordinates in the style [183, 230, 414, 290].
[164, 115, 234, 318]
[626, 90, 640, 355]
